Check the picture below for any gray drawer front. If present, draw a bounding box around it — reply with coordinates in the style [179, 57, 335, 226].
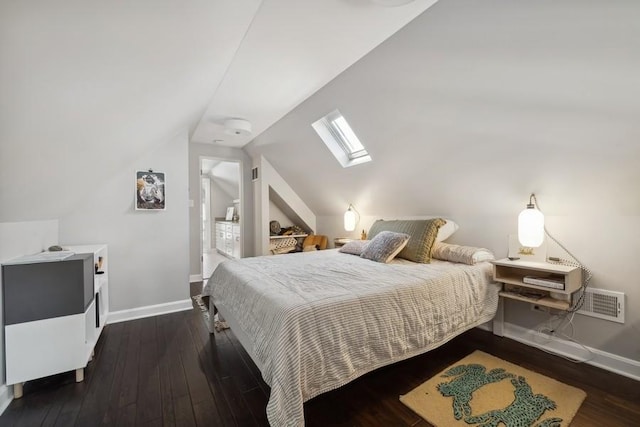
[2, 254, 94, 325]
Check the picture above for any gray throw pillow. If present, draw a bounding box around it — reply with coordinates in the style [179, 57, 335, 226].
[338, 240, 370, 255]
[360, 231, 410, 263]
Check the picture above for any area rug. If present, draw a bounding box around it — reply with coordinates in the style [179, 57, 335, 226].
[191, 294, 229, 332]
[400, 350, 586, 427]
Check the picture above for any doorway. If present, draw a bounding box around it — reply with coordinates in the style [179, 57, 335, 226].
[200, 157, 242, 279]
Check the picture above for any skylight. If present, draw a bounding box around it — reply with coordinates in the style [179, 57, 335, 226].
[312, 110, 372, 168]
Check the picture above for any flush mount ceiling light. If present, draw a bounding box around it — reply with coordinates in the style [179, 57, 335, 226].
[370, 0, 417, 6]
[224, 118, 252, 136]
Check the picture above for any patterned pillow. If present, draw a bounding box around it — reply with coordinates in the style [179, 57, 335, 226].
[367, 219, 445, 263]
[338, 240, 370, 255]
[360, 231, 410, 263]
[431, 242, 495, 265]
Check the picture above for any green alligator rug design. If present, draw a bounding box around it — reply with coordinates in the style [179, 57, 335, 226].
[437, 364, 515, 420]
[437, 365, 563, 427]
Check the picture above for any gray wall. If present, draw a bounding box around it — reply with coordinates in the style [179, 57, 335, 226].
[59, 131, 190, 312]
[247, 0, 640, 362]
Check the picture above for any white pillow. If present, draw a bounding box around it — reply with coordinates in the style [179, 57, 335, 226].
[436, 219, 459, 242]
[431, 242, 494, 265]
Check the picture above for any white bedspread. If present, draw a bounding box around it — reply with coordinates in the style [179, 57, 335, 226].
[203, 249, 500, 427]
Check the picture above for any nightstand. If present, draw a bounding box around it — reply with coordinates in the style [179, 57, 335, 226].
[334, 238, 353, 248]
[491, 258, 582, 336]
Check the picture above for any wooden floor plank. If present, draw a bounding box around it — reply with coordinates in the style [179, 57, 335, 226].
[75, 321, 124, 425]
[51, 380, 88, 427]
[155, 314, 177, 427]
[0, 281, 638, 427]
[115, 402, 136, 427]
[185, 311, 237, 426]
[135, 317, 163, 425]
[242, 387, 270, 427]
[117, 320, 142, 410]
[172, 393, 196, 427]
[100, 321, 132, 426]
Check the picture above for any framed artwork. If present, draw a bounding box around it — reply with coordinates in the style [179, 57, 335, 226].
[225, 206, 235, 221]
[136, 171, 165, 210]
[508, 234, 546, 262]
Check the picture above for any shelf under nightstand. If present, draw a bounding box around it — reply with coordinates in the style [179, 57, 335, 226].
[491, 258, 582, 336]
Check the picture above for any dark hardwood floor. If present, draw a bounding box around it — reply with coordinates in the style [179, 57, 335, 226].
[1, 282, 638, 426]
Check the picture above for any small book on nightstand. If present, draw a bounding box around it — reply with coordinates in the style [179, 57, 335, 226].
[522, 275, 565, 290]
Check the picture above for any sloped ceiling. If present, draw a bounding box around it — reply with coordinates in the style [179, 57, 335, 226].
[0, 0, 436, 222]
[0, 0, 260, 221]
[190, 0, 438, 147]
[245, 0, 640, 218]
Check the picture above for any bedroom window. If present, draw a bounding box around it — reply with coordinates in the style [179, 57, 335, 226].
[312, 109, 372, 168]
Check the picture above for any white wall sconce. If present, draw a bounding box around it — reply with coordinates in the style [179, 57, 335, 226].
[518, 193, 545, 247]
[344, 204, 359, 231]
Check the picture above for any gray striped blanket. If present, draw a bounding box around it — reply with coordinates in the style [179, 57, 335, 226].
[204, 249, 499, 426]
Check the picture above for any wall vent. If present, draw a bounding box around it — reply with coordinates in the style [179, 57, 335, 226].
[576, 288, 624, 323]
[251, 167, 259, 182]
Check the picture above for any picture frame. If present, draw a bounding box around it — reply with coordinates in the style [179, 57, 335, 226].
[136, 171, 165, 210]
[225, 206, 235, 221]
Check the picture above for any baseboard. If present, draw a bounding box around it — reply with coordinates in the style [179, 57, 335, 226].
[0, 384, 12, 416]
[189, 274, 203, 283]
[106, 299, 193, 324]
[501, 322, 640, 382]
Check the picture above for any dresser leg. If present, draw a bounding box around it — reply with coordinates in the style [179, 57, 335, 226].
[75, 368, 84, 383]
[13, 383, 23, 399]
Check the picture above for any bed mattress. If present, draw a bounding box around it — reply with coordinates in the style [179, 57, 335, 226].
[203, 249, 500, 427]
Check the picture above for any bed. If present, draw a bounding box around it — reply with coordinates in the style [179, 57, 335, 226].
[202, 241, 500, 427]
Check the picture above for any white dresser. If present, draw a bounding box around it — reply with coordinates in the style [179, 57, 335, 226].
[1, 244, 108, 398]
[215, 221, 241, 259]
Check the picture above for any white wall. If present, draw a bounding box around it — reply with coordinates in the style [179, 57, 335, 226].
[247, 0, 640, 364]
[58, 131, 190, 312]
[253, 157, 316, 255]
[269, 200, 295, 229]
[0, 220, 58, 410]
[211, 179, 236, 220]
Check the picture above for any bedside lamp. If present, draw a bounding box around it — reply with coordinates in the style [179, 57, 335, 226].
[344, 204, 358, 231]
[518, 193, 544, 247]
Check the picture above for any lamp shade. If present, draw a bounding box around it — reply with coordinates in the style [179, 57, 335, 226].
[518, 205, 544, 247]
[344, 207, 357, 231]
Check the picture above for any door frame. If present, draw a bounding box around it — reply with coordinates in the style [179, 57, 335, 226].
[199, 156, 243, 276]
